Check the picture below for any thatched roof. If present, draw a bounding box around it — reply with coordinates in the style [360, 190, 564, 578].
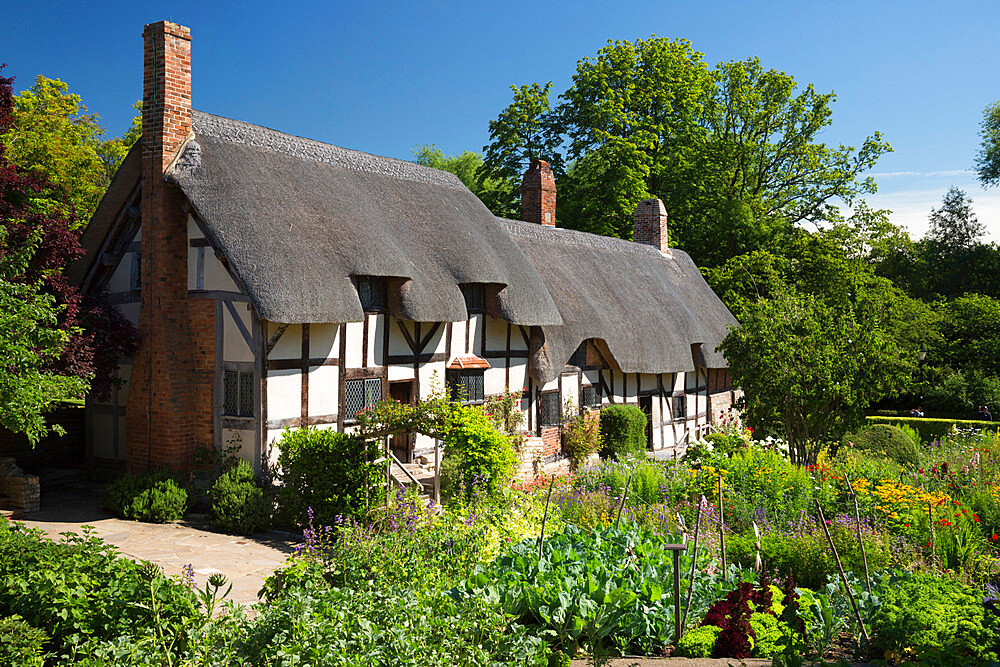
[498, 218, 738, 384]
[166, 111, 561, 325]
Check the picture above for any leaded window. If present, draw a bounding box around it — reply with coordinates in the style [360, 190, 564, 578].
[447, 370, 485, 404]
[460, 283, 485, 313]
[223, 367, 254, 418]
[539, 391, 561, 427]
[345, 377, 383, 419]
[581, 384, 601, 409]
[673, 394, 687, 420]
[356, 276, 387, 311]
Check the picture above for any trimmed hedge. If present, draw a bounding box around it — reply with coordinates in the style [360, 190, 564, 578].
[866, 416, 1000, 443]
[599, 404, 647, 459]
[103, 471, 188, 523]
[846, 424, 919, 467]
[209, 460, 272, 535]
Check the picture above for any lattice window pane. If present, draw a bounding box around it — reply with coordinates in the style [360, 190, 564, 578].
[365, 378, 382, 406]
[539, 392, 561, 426]
[465, 372, 484, 402]
[239, 371, 255, 417]
[447, 370, 483, 403]
[345, 379, 365, 418]
[581, 384, 600, 408]
[357, 276, 386, 311]
[224, 370, 239, 416]
[460, 284, 484, 312]
[673, 395, 687, 420]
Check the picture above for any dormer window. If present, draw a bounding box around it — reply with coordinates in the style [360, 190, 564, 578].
[459, 283, 485, 314]
[356, 276, 386, 312]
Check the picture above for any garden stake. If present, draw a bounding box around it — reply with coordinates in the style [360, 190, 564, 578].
[672, 546, 682, 646]
[537, 476, 555, 562]
[814, 500, 871, 644]
[928, 500, 935, 565]
[385, 435, 391, 515]
[844, 474, 872, 595]
[718, 475, 726, 576]
[681, 497, 703, 632]
[614, 474, 632, 529]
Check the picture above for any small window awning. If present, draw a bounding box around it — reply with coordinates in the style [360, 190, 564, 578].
[447, 354, 490, 370]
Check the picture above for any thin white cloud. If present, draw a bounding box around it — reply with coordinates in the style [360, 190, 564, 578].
[867, 185, 1000, 242]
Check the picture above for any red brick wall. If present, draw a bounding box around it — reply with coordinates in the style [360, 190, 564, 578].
[521, 159, 556, 226]
[126, 21, 214, 475]
[540, 426, 561, 458]
[633, 198, 668, 252]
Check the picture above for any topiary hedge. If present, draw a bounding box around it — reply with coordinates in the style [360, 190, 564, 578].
[598, 404, 647, 459]
[276, 428, 382, 527]
[845, 424, 919, 467]
[209, 460, 272, 535]
[103, 470, 188, 523]
[866, 416, 1000, 443]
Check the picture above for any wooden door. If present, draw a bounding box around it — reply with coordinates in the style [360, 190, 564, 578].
[389, 381, 414, 462]
[638, 395, 653, 450]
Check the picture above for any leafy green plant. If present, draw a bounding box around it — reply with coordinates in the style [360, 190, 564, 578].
[0, 519, 198, 661]
[845, 424, 919, 467]
[209, 460, 272, 535]
[444, 405, 517, 500]
[275, 427, 382, 527]
[675, 624, 720, 657]
[104, 471, 188, 523]
[0, 614, 48, 666]
[869, 573, 1000, 662]
[562, 400, 601, 471]
[599, 404, 648, 459]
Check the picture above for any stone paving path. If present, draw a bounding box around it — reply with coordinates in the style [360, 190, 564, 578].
[12, 483, 297, 606]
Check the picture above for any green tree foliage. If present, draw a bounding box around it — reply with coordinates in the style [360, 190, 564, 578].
[720, 290, 911, 464]
[3, 76, 139, 223]
[976, 100, 1000, 188]
[412, 144, 518, 218]
[480, 38, 890, 266]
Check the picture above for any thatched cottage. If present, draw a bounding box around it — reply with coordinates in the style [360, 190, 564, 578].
[70, 21, 738, 479]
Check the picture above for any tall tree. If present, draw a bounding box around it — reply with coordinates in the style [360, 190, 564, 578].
[0, 69, 88, 442]
[976, 100, 1000, 188]
[412, 144, 518, 217]
[479, 38, 890, 266]
[926, 186, 984, 252]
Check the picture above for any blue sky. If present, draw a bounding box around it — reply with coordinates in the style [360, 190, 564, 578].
[5, 0, 1000, 239]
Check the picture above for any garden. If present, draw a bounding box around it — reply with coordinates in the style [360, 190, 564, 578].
[5, 396, 1000, 666]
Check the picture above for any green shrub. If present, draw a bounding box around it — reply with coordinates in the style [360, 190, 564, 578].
[0, 519, 198, 660]
[749, 611, 787, 658]
[0, 614, 48, 666]
[867, 415, 1000, 442]
[599, 404, 647, 459]
[675, 625, 721, 658]
[704, 432, 747, 456]
[104, 471, 188, 523]
[276, 427, 382, 527]
[562, 404, 601, 471]
[845, 424, 919, 467]
[444, 405, 517, 499]
[209, 460, 272, 535]
[871, 573, 1000, 661]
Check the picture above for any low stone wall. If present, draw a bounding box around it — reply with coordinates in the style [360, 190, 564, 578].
[0, 457, 40, 512]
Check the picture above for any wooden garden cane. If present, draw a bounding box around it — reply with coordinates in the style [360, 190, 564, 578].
[844, 474, 872, 596]
[614, 475, 633, 529]
[718, 475, 727, 576]
[681, 497, 704, 632]
[814, 500, 871, 643]
[537, 476, 556, 562]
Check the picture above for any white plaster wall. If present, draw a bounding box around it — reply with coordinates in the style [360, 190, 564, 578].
[508, 359, 528, 394]
[469, 314, 483, 354]
[482, 315, 507, 351]
[509, 323, 529, 351]
[223, 301, 254, 363]
[267, 369, 301, 422]
[310, 323, 339, 360]
[484, 367, 505, 396]
[222, 427, 256, 462]
[387, 319, 411, 356]
[269, 323, 302, 360]
[562, 372, 580, 409]
[307, 365, 339, 417]
[388, 365, 416, 382]
[343, 321, 364, 368]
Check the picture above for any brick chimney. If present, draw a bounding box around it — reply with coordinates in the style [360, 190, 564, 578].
[633, 198, 669, 254]
[127, 21, 214, 474]
[521, 159, 556, 226]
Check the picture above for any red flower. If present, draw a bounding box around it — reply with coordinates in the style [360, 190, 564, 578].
[974, 514, 981, 522]
[991, 534, 998, 543]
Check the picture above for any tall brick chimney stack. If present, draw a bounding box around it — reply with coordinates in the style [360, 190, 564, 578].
[521, 159, 556, 226]
[128, 21, 213, 474]
[633, 198, 669, 254]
